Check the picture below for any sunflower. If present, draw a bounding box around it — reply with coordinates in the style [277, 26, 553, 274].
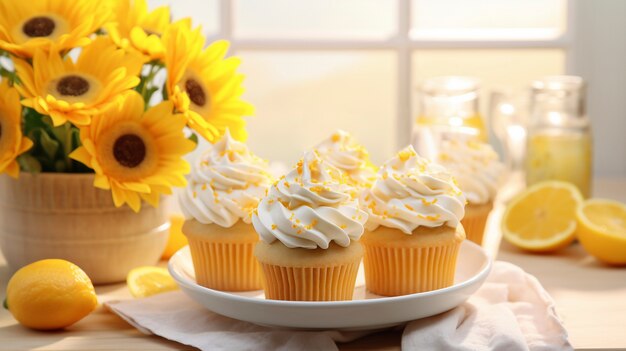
[163, 21, 254, 142]
[0, 80, 33, 178]
[0, 0, 111, 58]
[14, 36, 144, 127]
[105, 0, 169, 60]
[70, 91, 194, 212]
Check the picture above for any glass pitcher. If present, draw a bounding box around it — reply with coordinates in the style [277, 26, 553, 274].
[490, 88, 529, 173]
[525, 76, 593, 197]
[412, 76, 487, 160]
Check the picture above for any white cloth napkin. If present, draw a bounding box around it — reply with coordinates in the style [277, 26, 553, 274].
[106, 261, 572, 351]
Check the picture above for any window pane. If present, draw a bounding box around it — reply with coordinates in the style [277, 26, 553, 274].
[411, 0, 567, 40]
[233, 0, 397, 40]
[148, 0, 219, 37]
[238, 51, 397, 166]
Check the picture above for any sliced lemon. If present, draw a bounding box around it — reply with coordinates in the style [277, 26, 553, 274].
[127, 266, 179, 298]
[576, 199, 626, 265]
[502, 181, 583, 252]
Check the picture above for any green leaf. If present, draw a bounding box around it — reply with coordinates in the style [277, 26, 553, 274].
[161, 85, 169, 101]
[39, 129, 60, 159]
[17, 154, 42, 173]
[188, 133, 198, 145]
[70, 128, 81, 148]
[0, 66, 12, 79]
[23, 108, 50, 135]
[54, 160, 67, 172]
[51, 124, 68, 144]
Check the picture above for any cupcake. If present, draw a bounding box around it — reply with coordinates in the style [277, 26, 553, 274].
[437, 140, 504, 245]
[252, 151, 368, 301]
[360, 146, 466, 296]
[314, 130, 377, 188]
[180, 130, 273, 291]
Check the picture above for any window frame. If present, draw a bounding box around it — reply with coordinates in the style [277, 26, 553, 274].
[212, 0, 575, 150]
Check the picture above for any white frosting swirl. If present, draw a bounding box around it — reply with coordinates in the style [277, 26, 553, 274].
[437, 140, 504, 205]
[180, 130, 273, 227]
[252, 150, 368, 249]
[314, 130, 377, 187]
[360, 146, 466, 234]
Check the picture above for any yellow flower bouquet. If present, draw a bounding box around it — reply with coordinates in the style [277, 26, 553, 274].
[0, 0, 254, 283]
[0, 0, 254, 212]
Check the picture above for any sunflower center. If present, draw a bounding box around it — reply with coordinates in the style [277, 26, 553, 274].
[22, 16, 56, 37]
[185, 79, 207, 107]
[113, 134, 146, 168]
[57, 75, 90, 97]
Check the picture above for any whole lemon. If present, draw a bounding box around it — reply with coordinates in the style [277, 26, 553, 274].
[6, 259, 98, 330]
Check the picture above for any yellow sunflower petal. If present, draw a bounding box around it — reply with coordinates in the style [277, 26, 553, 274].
[0, 81, 32, 178]
[162, 19, 204, 106]
[19, 138, 34, 155]
[69, 147, 93, 168]
[0, 0, 111, 57]
[140, 191, 160, 208]
[16, 39, 140, 126]
[124, 191, 142, 213]
[165, 37, 254, 143]
[74, 92, 193, 212]
[4, 162, 20, 179]
[121, 182, 151, 193]
[107, 0, 169, 60]
[110, 182, 127, 208]
[94, 174, 111, 190]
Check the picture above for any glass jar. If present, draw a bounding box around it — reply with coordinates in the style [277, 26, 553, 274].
[412, 76, 487, 159]
[525, 76, 593, 197]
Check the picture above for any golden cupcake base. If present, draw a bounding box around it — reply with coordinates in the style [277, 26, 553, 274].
[361, 225, 465, 296]
[254, 241, 363, 301]
[183, 220, 262, 291]
[461, 201, 494, 245]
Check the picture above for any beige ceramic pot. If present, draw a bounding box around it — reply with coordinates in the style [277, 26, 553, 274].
[0, 173, 170, 284]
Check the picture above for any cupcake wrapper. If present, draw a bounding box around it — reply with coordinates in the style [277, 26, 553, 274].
[363, 240, 461, 296]
[259, 261, 360, 301]
[188, 237, 262, 291]
[461, 213, 489, 245]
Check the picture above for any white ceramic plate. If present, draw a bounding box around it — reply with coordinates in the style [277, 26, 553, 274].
[169, 241, 491, 330]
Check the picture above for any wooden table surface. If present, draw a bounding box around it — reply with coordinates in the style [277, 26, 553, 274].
[0, 176, 625, 350]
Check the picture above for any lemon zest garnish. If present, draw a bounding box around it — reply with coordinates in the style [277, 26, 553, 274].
[398, 148, 416, 162]
[421, 198, 437, 206]
[305, 219, 318, 230]
[309, 186, 327, 193]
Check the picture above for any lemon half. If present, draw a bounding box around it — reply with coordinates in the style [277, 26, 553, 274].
[576, 199, 626, 265]
[502, 181, 583, 252]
